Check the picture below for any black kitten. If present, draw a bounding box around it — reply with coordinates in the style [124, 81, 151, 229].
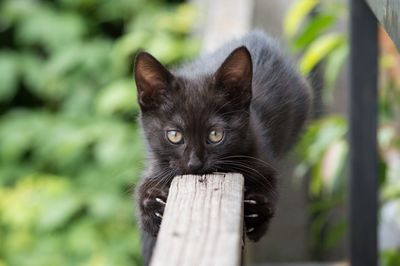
[134, 30, 311, 265]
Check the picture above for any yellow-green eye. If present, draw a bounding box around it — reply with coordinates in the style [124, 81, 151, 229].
[166, 130, 183, 144]
[208, 128, 224, 144]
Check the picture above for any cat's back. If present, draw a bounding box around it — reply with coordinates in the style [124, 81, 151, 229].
[175, 30, 285, 78]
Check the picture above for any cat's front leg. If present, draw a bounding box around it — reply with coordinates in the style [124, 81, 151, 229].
[244, 191, 275, 241]
[137, 179, 169, 236]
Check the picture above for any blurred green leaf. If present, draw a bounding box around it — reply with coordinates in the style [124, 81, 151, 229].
[96, 79, 138, 115]
[299, 33, 345, 74]
[0, 51, 19, 101]
[324, 219, 346, 248]
[0, 1, 197, 264]
[111, 30, 150, 75]
[146, 32, 186, 64]
[295, 116, 347, 165]
[156, 4, 198, 34]
[16, 7, 86, 52]
[291, 14, 336, 51]
[323, 41, 349, 102]
[381, 249, 400, 266]
[284, 0, 319, 39]
[0, 0, 39, 25]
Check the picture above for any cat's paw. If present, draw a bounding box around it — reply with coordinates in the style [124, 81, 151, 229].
[244, 192, 274, 241]
[140, 186, 169, 236]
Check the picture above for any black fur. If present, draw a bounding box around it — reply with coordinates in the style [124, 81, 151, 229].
[134, 30, 312, 265]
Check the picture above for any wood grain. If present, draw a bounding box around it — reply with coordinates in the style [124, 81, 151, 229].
[150, 173, 244, 266]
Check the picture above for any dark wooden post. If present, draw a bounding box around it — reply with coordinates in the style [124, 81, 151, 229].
[349, 1, 378, 266]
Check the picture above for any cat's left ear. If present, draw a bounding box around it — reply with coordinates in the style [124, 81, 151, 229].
[134, 52, 173, 111]
[214, 46, 253, 107]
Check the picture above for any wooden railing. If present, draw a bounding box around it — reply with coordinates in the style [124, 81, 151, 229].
[150, 174, 244, 266]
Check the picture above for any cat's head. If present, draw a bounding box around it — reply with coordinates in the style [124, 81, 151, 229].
[134, 47, 253, 175]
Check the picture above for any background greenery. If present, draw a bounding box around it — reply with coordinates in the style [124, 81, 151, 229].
[0, 0, 198, 265]
[285, 0, 400, 264]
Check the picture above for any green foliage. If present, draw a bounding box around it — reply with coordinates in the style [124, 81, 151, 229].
[284, 0, 319, 40]
[286, 0, 400, 259]
[0, 0, 199, 265]
[295, 116, 347, 196]
[284, 0, 348, 104]
[299, 33, 345, 75]
[382, 249, 400, 266]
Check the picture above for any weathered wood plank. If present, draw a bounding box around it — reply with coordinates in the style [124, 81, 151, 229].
[150, 173, 244, 266]
[366, 0, 400, 50]
[190, 0, 254, 53]
[349, 1, 378, 266]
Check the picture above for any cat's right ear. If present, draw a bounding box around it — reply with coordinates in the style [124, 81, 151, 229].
[134, 52, 173, 111]
[213, 46, 253, 108]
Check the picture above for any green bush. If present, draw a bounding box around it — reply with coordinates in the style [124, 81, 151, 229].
[0, 0, 199, 265]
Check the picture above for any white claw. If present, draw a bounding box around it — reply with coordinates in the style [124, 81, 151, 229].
[245, 214, 258, 218]
[244, 199, 257, 205]
[155, 197, 166, 204]
[155, 212, 163, 218]
[247, 227, 254, 233]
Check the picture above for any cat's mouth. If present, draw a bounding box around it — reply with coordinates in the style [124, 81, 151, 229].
[169, 160, 214, 176]
[176, 165, 216, 176]
[180, 168, 213, 176]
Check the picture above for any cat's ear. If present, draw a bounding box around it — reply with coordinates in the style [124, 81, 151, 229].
[214, 46, 252, 107]
[134, 52, 173, 110]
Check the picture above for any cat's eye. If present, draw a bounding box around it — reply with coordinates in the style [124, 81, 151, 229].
[208, 128, 224, 144]
[166, 130, 183, 144]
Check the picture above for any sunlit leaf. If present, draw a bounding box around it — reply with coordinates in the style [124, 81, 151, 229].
[146, 32, 183, 64]
[284, 0, 319, 38]
[157, 4, 198, 34]
[323, 41, 349, 103]
[291, 14, 336, 51]
[299, 33, 345, 74]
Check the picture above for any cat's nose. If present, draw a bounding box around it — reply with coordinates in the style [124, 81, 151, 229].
[187, 154, 203, 173]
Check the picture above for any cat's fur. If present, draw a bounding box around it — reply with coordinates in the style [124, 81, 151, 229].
[134, 30, 312, 265]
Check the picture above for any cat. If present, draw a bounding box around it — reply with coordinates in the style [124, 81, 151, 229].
[134, 30, 312, 265]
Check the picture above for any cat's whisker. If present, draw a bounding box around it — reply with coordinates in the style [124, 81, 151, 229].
[218, 109, 250, 117]
[214, 160, 276, 193]
[155, 197, 166, 204]
[140, 167, 175, 203]
[220, 155, 276, 171]
[146, 172, 173, 191]
[215, 158, 277, 193]
[212, 99, 236, 114]
[216, 159, 268, 179]
[244, 199, 257, 205]
[214, 165, 268, 190]
[245, 214, 258, 218]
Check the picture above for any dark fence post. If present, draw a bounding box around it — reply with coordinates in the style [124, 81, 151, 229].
[349, 1, 378, 266]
